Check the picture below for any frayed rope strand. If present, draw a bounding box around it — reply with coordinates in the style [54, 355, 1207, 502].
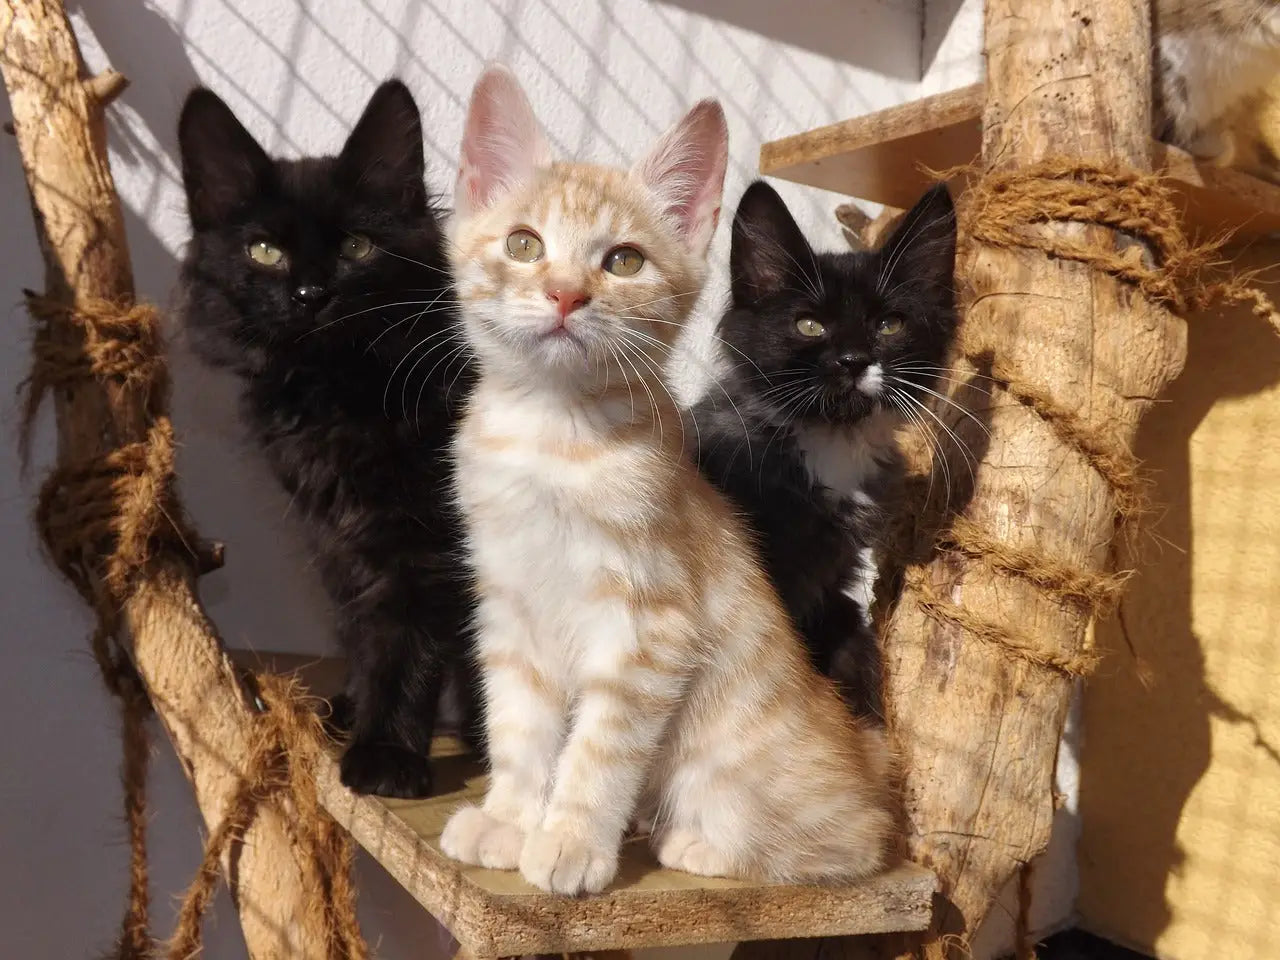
[20, 295, 366, 960]
[897, 159, 1278, 680]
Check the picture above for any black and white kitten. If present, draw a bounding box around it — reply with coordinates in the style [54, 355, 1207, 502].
[177, 81, 478, 798]
[689, 181, 958, 716]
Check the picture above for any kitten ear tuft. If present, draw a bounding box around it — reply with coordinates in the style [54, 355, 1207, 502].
[178, 88, 272, 230]
[876, 182, 956, 305]
[633, 99, 728, 254]
[339, 79, 427, 209]
[456, 64, 552, 217]
[730, 180, 814, 305]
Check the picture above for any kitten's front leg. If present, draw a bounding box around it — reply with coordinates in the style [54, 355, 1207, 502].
[441, 594, 566, 870]
[520, 603, 691, 895]
[339, 614, 448, 799]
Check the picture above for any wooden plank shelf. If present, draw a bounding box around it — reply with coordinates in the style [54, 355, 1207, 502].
[238, 651, 939, 957]
[761, 82, 1280, 242]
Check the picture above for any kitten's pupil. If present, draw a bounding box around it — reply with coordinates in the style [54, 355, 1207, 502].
[796, 316, 826, 337]
[603, 246, 644, 276]
[248, 240, 285, 267]
[506, 229, 544, 262]
[341, 234, 374, 261]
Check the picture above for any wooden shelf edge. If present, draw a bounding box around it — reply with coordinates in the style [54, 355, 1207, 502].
[761, 83, 1280, 242]
[238, 651, 940, 954]
[319, 759, 939, 956]
[761, 83, 983, 176]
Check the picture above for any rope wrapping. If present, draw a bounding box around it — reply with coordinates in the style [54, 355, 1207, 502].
[882, 159, 1280, 959]
[20, 295, 367, 960]
[895, 160, 1280, 679]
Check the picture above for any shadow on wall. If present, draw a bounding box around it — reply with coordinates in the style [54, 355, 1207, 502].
[69, 0, 197, 293]
[654, 0, 919, 80]
[1077, 244, 1280, 956]
[920, 0, 971, 76]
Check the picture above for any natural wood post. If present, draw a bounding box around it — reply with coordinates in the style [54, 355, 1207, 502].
[876, 0, 1186, 953]
[1, 1, 331, 956]
[739, 4, 1189, 960]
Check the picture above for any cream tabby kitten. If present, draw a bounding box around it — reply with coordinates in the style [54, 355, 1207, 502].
[439, 65, 895, 897]
[1155, 0, 1280, 162]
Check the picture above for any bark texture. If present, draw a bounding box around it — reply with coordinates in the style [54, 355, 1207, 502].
[882, 0, 1186, 949]
[1, 2, 333, 956]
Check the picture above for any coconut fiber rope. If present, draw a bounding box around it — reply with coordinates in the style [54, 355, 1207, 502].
[19, 295, 367, 960]
[897, 159, 1280, 680]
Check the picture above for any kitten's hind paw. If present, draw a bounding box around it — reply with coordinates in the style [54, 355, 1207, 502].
[655, 828, 736, 879]
[339, 741, 433, 798]
[519, 827, 616, 895]
[439, 805, 524, 869]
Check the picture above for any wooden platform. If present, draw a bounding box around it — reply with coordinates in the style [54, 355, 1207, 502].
[319, 743, 936, 956]
[236, 652, 938, 956]
[761, 82, 1280, 242]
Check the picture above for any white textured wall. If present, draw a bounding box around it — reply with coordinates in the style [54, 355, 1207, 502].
[922, 0, 984, 94]
[0, 1, 1079, 956]
[1, 1, 925, 957]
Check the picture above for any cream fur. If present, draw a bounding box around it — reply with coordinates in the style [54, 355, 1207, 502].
[1156, 0, 1280, 156]
[439, 66, 895, 897]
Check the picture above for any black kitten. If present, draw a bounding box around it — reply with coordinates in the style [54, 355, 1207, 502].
[177, 81, 479, 797]
[689, 181, 958, 716]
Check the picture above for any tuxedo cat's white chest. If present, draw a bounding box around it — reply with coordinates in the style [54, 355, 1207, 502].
[792, 412, 894, 501]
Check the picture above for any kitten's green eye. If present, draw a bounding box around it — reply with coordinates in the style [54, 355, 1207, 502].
[340, 234, 374, 260]
[795, 316, 826, 337]
[603, 246, 645, 277]
[506, 229, 544, 262]
[877, 315, 905, 336]
[247, 240, 285, 267]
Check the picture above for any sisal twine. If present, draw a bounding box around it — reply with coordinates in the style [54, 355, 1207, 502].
[895, 160, 1280, 679]
[20, 295, 366, 960]
[166, 673, 368, 960]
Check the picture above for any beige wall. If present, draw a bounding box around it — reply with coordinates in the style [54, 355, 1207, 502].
[1078, 244, 1280, 959]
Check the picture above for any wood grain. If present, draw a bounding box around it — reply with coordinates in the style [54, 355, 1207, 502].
[761, 84, 983, 211]
[319, 746, 936, 956]
[873, 0, 1188, 955]
[0, 3, 334, 956]
[240, 652, 940, 956]
[762, 83, 1280, 242]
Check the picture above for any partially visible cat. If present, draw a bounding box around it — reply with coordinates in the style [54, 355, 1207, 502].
[438, 65, 895, 896]
[688, 181, 958, 716]
[1215, 70, 1280, 181]
[177, 80, 479, 798]
[1155, 0, 1280, 164]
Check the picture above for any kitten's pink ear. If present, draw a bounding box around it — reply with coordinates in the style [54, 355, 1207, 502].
[633, 99, 729, 254]
[456, 64, 552, 216]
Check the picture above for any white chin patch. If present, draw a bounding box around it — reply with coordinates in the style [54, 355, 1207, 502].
[857, 363, 884, 397]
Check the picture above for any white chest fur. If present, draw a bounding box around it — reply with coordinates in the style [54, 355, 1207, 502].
[792, 412, 894, 503]
[792, 413, 896, 622]
[454, 383, 674, 649]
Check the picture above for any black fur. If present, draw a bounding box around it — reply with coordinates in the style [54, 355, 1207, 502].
[689, 181, 958, 716]
[177, 81, 479, 797]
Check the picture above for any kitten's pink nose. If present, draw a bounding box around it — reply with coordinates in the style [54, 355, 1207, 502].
[546, 286, 589, 320]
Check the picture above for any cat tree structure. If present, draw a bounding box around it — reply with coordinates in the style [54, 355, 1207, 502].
[6, 0, 1266, 957]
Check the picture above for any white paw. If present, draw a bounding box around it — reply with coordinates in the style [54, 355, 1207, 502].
[440, 805, 523, 869]
[476, 818, 525, 869]
[519, 827, 617, 895]
[655, 829, 734, 879]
